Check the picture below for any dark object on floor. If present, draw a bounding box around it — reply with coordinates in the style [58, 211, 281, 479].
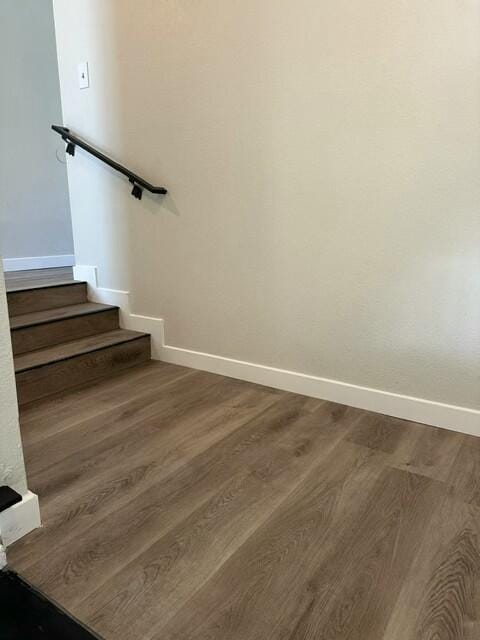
[0, 570, 102, 639]
[0, 487, 21, 513]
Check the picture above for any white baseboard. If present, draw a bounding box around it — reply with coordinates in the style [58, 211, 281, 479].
[3, 254, 75, 272]
[73, 265, 164, 359]
[74, 264, 480, 437]
[160, 346, 480, 436]
[0, 491, 41, 548]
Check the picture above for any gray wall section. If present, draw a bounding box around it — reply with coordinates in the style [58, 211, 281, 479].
[0, 0, 73, 261]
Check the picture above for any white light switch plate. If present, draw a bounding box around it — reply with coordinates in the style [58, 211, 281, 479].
[78, 61, 90, 89]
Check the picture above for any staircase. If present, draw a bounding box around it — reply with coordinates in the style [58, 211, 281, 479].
[7, 280, 150, 405]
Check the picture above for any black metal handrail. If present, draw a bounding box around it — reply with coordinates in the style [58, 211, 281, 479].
[52, 125, 167, 200]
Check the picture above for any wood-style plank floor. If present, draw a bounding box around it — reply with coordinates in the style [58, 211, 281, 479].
[4, 266, 74, 291]
[9, 361, 480, 639]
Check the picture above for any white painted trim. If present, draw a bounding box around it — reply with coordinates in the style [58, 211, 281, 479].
[124, 313, 165, 360]
[160, 345, 480, 437]
[2, 254, 75, 272]
[0, 491, 41, 548]
[72, 264, 99, 289]
[74, 264, 480, 437]
[73, 265, 165, 358]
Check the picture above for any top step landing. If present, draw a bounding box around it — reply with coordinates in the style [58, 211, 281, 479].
[4, 266, 74, 292]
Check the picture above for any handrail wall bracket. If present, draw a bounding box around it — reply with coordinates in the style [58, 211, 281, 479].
[52, 125, 167, 200]
[129, 180, 143, 200]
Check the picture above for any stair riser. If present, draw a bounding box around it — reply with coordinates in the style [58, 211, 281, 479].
[16, 336, 151, 406]
[11, 309, 120, 356]
[7, 283, 87, 317]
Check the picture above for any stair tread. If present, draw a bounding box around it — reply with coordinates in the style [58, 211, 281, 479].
[6, 280, 85, 294]
[10, 302, 118, 330]
[14, 329, 148, 373]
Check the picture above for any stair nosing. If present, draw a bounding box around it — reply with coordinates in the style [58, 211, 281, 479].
[15, 332, 149, 374]
[10, 304, 120, 331]
[6, 280, 86, 294]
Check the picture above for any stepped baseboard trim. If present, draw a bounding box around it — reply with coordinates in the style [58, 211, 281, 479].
[73, 265, 164, 358]
[0, 491, 41, 548]
[3, 255, 75, 272]
[160, 345, 480, 436]
[73, 265, 480, 436]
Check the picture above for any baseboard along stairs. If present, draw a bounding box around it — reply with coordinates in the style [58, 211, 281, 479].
[6, 266, 480, 434]
[7, 279, 151, 405]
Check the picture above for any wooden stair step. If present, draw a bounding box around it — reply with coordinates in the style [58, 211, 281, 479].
[7, 281, 88, 317]
[10, 302, 119, 355]
[14, 329, 147, 373]
[5, 277, 75, 293]
[9, 302, 117, 329]
[15, 329, 151, 405]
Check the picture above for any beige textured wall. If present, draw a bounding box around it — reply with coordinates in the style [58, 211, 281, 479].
[53, 0, 480, 409]
[0, 263, 27, 495]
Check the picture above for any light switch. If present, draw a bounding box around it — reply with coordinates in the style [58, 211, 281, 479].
[78, 62, 90, 89]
